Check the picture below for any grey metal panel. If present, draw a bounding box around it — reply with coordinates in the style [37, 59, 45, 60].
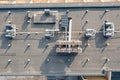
[112, 72, 120, 80]
[61, 14, 68, 28]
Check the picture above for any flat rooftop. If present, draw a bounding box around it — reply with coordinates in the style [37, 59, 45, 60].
[0, 3, 120, 76]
